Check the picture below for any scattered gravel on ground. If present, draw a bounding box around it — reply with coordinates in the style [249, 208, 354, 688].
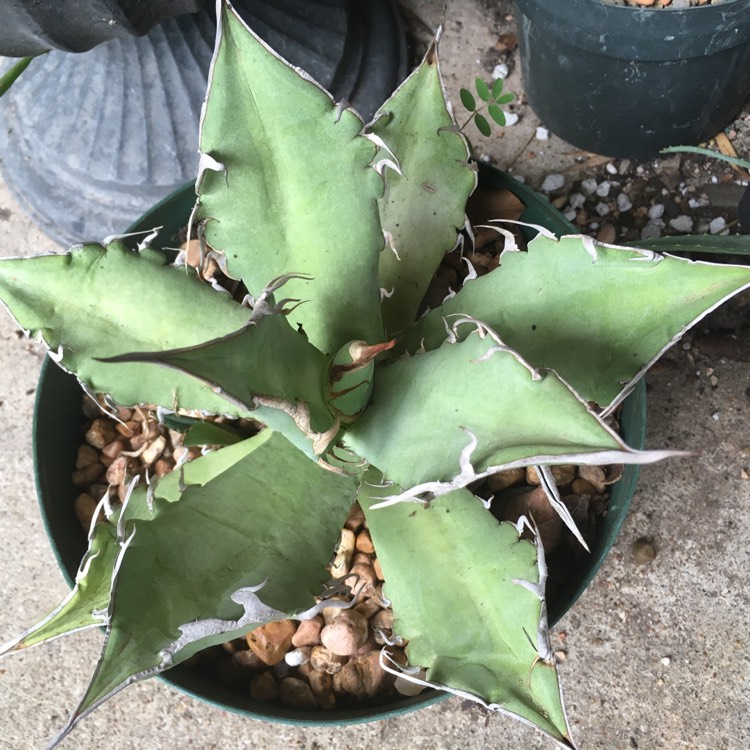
[533, 110, 750, 244]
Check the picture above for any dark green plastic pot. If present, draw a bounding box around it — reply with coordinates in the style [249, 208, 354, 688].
[32, 166, 645, 723]
[514, 0, 750, 158]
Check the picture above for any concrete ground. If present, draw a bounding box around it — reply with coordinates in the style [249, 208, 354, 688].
[0, 1, 749, 748]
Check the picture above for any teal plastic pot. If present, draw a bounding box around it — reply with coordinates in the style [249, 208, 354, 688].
[32, 167, 645, 723]
[514, 0, 750, 158]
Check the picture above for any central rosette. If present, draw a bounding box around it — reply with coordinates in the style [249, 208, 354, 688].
[325, 340, 395, 424]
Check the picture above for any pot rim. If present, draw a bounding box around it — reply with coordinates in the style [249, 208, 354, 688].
[514, 0, 750, 61]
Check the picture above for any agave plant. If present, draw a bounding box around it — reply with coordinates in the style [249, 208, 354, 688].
[1, 2, 750, 747]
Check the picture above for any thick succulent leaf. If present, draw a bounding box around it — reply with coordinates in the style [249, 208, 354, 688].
[0, 241, 253, 414]
[183, 421, 243, 446]
[0, 437, 269, 657]
[194, 2, 384, 355]
[346, 324, 676, 499]
[104, 312, 334, 437]
[121, 432, 279, 517]
[396, 234, 750, 409]
[370, 39, 476, 335]
[360, 480, 574, 748]
[54, 429, 359, 745]
[630, 234, 750, 256]
[0, 524, 116, 655]
[324, 339, 395, 424]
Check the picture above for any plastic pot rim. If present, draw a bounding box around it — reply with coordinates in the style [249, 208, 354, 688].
[514, 0, 750, 61]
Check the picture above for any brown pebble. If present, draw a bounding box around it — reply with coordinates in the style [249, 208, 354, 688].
[336, 651, 386, 699]
[250, 672, 279, 702]
[388, 647, 408, 667]
[168, 429, 185, 448]
[72, 463, 105, 487]
[632, 536, 657, 564]
[129, 430, 149, 451]
[330, 528, 355, 577]
[373, 629, 394, 646]
[74, 493, 101, 530]
[370, 609, 393, 631]
[320, 610, 369, 656]
[596, 223, 617, 245]
[105, 456, 129, 486]
[526, 465, 576, 487]
[168, 444, 190, 463]
[221, 638, 246, 654]
[344, 502, 366, 532]
[88, 484, 109, 501]
[76, 444, 100, 469]
[85, 418, 117, 449]
[310, 645, 348, 674]
[321, 597, 349, 624]
[578, 465, 607, 493]
[355, 529, 375, 554]
[356, 637, 379, 655]
[245, 619, 297, 665]
[551, 195, 567, 209]
[351, 551, 372, 567]
[487, 467, 526, 492]
[602, 464, 625, 486]
[297, 661, 314, 681]
[154, 459, 173, 478]
[82, 396, 102, 420]
[345, 562, 377, 598]
[232, 649, 263, 670]
[115, 419, 138, 438]
[499, 486, 564, 554]
[369, 583, 385, 603]
[495, 32, 518, 53]
[571, 478, 598, 496]
[373, 557, 384, 581]
[291, 616, 323, 648]
[309, 670, 336, 710]
[115, 407, 133, 422]
[279, 677, 317, 709]
[101, 440, 125, 459]
[141, 435, 167, 465]
[354, 599, 382, 620]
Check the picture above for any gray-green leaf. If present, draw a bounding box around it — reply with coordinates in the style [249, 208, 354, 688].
[54, 430, 359, 745]
[346, 325, 674, 497]
[0, 241, 253, 414]
[396, 234, 750, 408]
[372, 42, 476, 335]
[195, 3, 385, 356]
[361, 480, 575, 747]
